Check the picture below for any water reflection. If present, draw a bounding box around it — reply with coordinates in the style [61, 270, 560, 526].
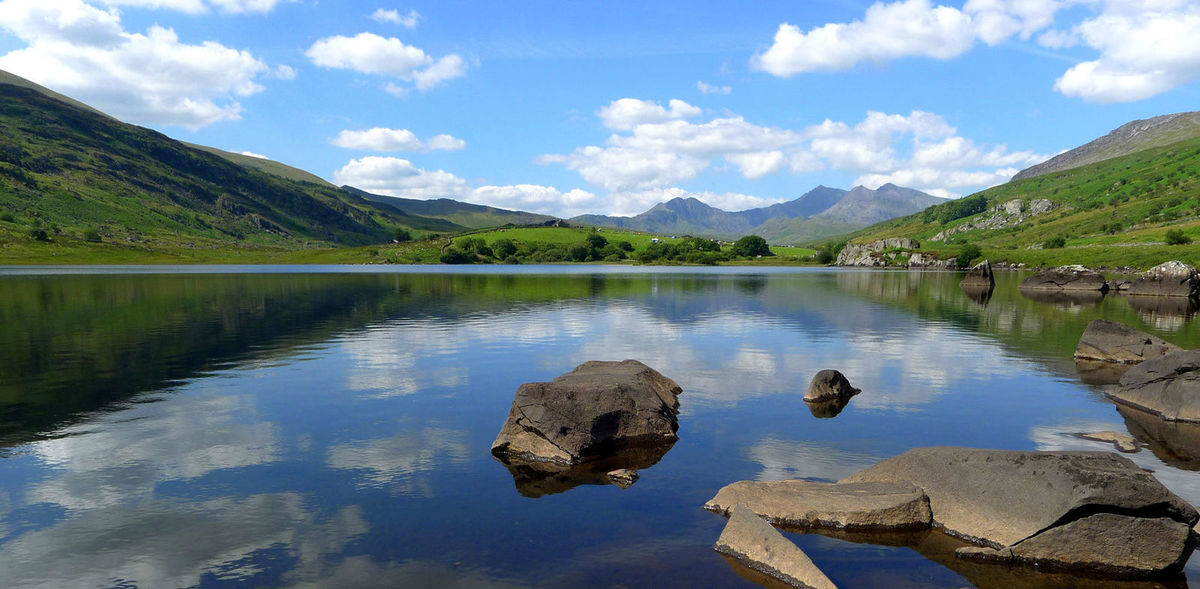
[1125, 295, 1199, 331]
[494, 442, 676, 498]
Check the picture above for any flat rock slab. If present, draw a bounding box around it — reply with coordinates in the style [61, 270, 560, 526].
[840, 447, 1197, 577]
[1128, 261, 1200, 299]
[491, 360, 682, 465]
[1074, 319, 1180, 364]
[1075, 431, 1139, 453]
[714, 504, 838, 589]
[1019, 266, 1108, 292]
[1109, 350, 1200, 423]
[705, 480, 931, 531]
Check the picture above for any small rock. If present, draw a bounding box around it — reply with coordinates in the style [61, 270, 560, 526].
[1018, 266, 1108, 292]
[1075, 431, 1139, 453]
[714, 504, 838, 589]
[606, 469, 638, 488]
[804, 370, 861, 404]
[1073, 319, 1181, 364]
[705, 480, 931, 531]
[1127, 261, 1200, 299]
[1109, 350, 1200, 423]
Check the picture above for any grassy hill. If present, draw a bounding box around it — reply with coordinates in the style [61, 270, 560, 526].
[342, 186, 556, 229]
[1013, 111, 1200, 181]
[832, 136, 1200, 269]
[183, 142, 334, 187]
[0, 80, 466, 262]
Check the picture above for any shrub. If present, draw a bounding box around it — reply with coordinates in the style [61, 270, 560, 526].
[439, 248, 474, 264]
[585, 233, 608, 249]
[957, 244, 982, 268]
[0, 212, 13, 223]
[393, 228, 412, 242]
[82, 228, 102, 242]
[492, 239, 517, 258]
[1042, 236, 1067, 249]
[1165, 229, 1192, 245]
[28, 228, 49, 241]
[617, 241, 633, 252]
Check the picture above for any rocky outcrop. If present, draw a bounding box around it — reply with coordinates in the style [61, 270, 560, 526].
[1018, 265, 1108, 292]
[705, 481, 931, 531]
[1108, 350, 1200, 423]
[714, 504, 838, 589]
[835, 238, 919, 267]
[931, 199, 1056, 242]
[907, 253, 956, 269]
[490, 360, 682, 466]
[1073, 319, 1181, 364]
[1127, 261, 1200, 299]
[840, 447, 1197, 577]
[959, 260, 995, 291]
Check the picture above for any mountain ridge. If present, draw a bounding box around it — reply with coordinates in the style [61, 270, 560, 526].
[1012, 111, 1200, 181]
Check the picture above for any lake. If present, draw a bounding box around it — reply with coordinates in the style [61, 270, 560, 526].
[0, 265, 1197, 588]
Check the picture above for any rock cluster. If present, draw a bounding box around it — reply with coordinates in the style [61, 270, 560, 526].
[1128, 261, 1200, 299]
[931, 198, 1055, 242]
[907, 253, 956, 269]
[1073, 319, 1181, 364]
[835, 238, 919, 267]
[1018, 265, 1108, 292]
[709, 447, 1198, 579]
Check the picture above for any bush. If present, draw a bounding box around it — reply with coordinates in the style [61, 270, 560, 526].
[0, 212, 13, 223]
[492, 238, 517, 258]
[28, 228, 49, 241]
[957, 244, 982, 268]
[731, 235, 772, 257]
[617, 241, 633, 252]
[1042, 236, 1067, 249]
[439, 248, 474, 264]
[393, 228, 412, 242]
[82, 228, 102, 243]
[585, 233, 608, 249]
[1165, 229, 1192, 245]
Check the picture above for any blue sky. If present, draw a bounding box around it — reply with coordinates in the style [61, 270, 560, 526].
[1, 0, 1198, 217]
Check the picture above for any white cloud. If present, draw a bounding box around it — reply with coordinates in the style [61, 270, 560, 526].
[597, 98, 702, 131]
[305, 32, 465, 93]
[696, 80, 731, 95]
[331, 127, 423, 151]
[333, 156, 470, 198]
[726, 150, 788, 179]
[0, 0, 270, 129]
[755, 0, 1200, 103]
[240, 150, 268, 159]
[88, 0, 284, 14]
[273, 64, 297, 79]
[370, 7, 420, 28]
[426, 133, 466, 151]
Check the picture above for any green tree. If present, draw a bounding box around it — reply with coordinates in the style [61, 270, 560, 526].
[957, 243, 982, 269]
[1165, 229, 1192, 245]
[492, 238, 517, 258]
[439, 248, 473, 264]
[731, 235, 771, 257]
[617, 241, 633, 252]
[585, 233, 608, 249]
[393, 228, 412, 242]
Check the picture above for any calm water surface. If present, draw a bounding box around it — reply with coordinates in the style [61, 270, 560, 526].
[0, 265, 1197, 588]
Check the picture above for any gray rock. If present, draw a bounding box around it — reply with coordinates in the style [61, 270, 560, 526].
[490, 360, 682, 465]
[959, 259, 995, 290]
[1029, 198, 1055, 214]
[1128, 261, 1200, 299]
[714, 504, 839, 589]
[804, 370, 861, 404]
[840, 447, 1197, 576]
[1019, 265, 1108, 292]
[1109, 350, 1200, 423]
[704, 480, 931, 531]
[1073, 319, 1181, 364]
[908, 253, 957, 269]
[835, 238, 919, 267]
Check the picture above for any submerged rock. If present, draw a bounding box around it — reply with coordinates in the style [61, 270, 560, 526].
[804, 370, 860, 404]
[490, 360, 682, 466]
[1019, 266, 1108, 292]
[960, 260, 996, 291]
[1128, 261, 1200, 299]
[714, 504, 838, 589]
[1074, 319, 1181, 364]
[840, 447, 1197, 577]
[705, 480, 931, 531]
[1108, 350, 1200, 423]
[1075, 431, 1139, 453]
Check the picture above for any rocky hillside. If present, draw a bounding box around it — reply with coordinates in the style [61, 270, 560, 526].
[1013, 111, 1200, 181]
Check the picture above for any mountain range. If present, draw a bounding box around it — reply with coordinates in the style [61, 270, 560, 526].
[572, 184, 944, 243]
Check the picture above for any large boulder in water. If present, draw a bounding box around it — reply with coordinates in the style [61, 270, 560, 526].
[840, 447, 1197, 577]
[714, 504, 838, 589]
[959, 260, 995, 291]
[1073, 319, 1181, 364]
[804, 370, 860, 403]
[1107, 350, 1200, 423]
[704, 480, 931, 531]
[490, 360, 682, 466]
[1128, 261, 1200, 299]
[1018, 265, 1108, 292]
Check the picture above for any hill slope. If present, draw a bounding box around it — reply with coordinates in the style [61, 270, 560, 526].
[342, 186, 556, 229]
[571, 184, 940, 243]
[1013, 111, 1200, 181]
[0, 80, 463, 251]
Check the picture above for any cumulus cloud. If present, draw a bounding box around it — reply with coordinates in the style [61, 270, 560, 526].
[426, 133, 466, 151]
[696, 80, 731, 95]
[330, 128, 465, 152]
[305, 32, 465, 93]
[597, 98, 702, 131]
[754, 0, 1200, 103]
[370, 7, 420, 28]
[540, 102, 1044, 197]
[333, 156, 470, 199]
[88, 0, 284, 14]
[0, 0, 270, 129]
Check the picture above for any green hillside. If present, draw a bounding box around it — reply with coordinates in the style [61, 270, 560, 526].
[0, 81, 464, 260]
[343, 186, 556, 229]
[832, 136, 1200, 269]
[183, 142, 334, 187]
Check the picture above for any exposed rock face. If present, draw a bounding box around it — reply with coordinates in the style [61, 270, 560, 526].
[835, 238, 919, 267]
[1127, 261, 1200, 299]
[1029, 198, 1054, 214]
[1073, 319, 1181, 364]
[959, 260, 995, 291]
[1108, 350, 1200, 423]
[490, 360, 682, 466]
[1019, 265, 1108, 292]
[804, 370, 860, 404]
[908, 253, 956, 269]
[714, 504, 839, 589]
[931, 199, 1056, 242]
[840, 447, 1197, 577]
[705, 481, 931, 531]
